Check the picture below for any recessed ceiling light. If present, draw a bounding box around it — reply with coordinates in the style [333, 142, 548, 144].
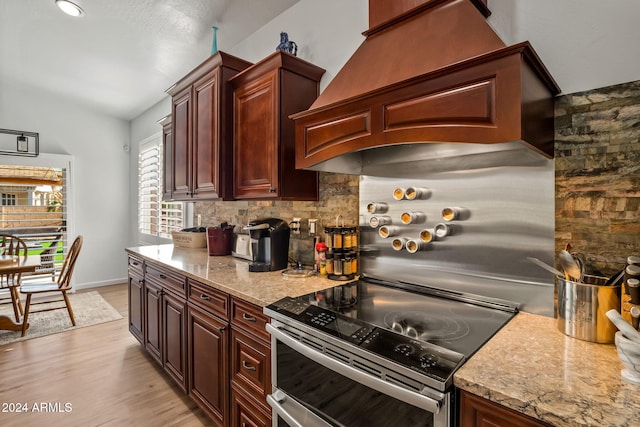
[55, 0, 84, 17]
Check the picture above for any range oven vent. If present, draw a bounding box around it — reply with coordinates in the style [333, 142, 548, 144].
[292, 0, 561, 174]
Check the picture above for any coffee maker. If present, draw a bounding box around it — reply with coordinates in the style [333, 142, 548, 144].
[245, 218, 290, 272]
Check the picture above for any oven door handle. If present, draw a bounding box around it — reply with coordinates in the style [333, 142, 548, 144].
[267, 389, 333, 427]
[267, 323, 443, 414]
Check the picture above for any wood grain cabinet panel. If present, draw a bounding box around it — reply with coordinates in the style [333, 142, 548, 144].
[166, 52, 252, 201]
[230, 327, 270, 409]
[127, 267, 144, 344]
[144, 280, 163, 365]
[231, 383, 271, 427]
[163, 290, 187, 392]
[459, 390, 552, 427]
[188, 302, 229, 426]
[230, 51, 325, 201]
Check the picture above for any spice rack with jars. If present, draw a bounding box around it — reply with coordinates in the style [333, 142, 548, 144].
[324, 215, 358, 281]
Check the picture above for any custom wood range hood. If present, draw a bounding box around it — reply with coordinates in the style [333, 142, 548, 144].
[292, 0, 561, 176]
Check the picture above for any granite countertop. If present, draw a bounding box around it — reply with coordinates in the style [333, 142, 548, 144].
[454, 311, 640, 427]
[128, 245, 638, 425]
[126, 244, 342, 306]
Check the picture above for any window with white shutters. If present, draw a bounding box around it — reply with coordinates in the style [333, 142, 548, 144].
[138, 137, 183, 240]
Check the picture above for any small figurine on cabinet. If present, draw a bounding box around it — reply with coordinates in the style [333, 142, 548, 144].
[276, 32, 298, 56]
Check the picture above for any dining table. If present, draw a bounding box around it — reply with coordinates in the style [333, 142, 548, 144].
[0, 254, 41, 332]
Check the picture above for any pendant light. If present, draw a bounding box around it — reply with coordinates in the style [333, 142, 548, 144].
[55, 0, 84, 17]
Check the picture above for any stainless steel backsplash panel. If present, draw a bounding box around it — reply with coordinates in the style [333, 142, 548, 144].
[359, 162, 555, 316]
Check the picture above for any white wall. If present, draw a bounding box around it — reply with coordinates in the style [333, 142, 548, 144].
[0, 79, 131, 289]
[488, 0, 640, 94]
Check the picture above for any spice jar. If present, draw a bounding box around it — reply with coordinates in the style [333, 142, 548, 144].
[325, 252, 334, 274]
[315, 242, 328, 275]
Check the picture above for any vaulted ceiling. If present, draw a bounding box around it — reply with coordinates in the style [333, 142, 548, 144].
[0, 0, 299, 120]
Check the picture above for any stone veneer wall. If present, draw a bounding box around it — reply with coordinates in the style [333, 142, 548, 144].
[555, 80, 640, 276]
[195, 172, 359, 265]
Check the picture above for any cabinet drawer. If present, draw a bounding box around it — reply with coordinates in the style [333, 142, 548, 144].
[145, 263, 186, 296]
[188, 279, 229, 319]
[128, 255, 144, 276]
[231, 383, 271, 427]
[231, 298, 270, 342]
[231, 327, 270, 408]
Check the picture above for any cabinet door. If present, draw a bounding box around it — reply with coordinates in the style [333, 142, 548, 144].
[231, 384, 271, 427]
[163, 291, 187, 392]
[144, 280, 163, 365]
[128, 271, 144, 344]
[459, 390, 552, 427]
[230, 327, 270, 410]
[192, 70, 220, 199]
[233, 70, 278, 199]
[161, 121, 173, 201]
[188, 303, 229, 426]
[172, 87, 192, 200]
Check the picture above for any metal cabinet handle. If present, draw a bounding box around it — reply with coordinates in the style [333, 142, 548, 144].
[159, 274, 167, 279]
[138, 279, 143, 284]
[242, 360, 256, 371]
[200, 293, 211, 301]
[219, 326, 226, 333]
[269, 187, 276, 193]
[242, 313, 257, 322]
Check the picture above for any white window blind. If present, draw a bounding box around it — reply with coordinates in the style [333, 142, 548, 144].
[138, 139, 183, 239]
[0, 165, 68, 284]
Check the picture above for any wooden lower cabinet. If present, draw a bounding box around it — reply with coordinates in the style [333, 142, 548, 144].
[144, 280, 163, 364]
[459, 390, 552, 427]
[188, 302, 229, 426]
[231, 383, 271, 427]
[127, 269, 144, 344]
[127, 254, 272, 427]
[163, 290, 188, 392]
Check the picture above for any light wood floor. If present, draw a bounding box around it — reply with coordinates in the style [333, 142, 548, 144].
[0, 284, 213, 426]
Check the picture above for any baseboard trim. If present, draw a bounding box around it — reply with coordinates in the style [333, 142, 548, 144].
[75, 278, 127, 291]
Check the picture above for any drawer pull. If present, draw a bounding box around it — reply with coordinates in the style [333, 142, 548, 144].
[242, 313, 257, 322]
[159, 274, 167, 279]
[138, 279, 143, 284]
[200, 293, 211, 301]
[242, 360, 256, 371]
[219, 326, 226, 333]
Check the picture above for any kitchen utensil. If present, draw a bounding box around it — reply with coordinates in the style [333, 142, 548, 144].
[606, 309, 640, 344]
[603, 269, 625, 287]
[631, 306, 640, 330]
[559, 250, 582, 282]
[614, 331, 640, 385]
[526, 257, 564, 277]
[557, 275, 620, 343]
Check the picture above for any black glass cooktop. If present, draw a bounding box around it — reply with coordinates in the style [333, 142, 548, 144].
[266, 279, 516, 383]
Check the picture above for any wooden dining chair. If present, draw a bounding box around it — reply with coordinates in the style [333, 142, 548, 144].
[20, 235, 83, 337]
[0, 234, 28, 322]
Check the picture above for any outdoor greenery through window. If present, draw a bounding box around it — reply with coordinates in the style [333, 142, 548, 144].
[0, 164, 67, 284]
[138, 140, 183, 239]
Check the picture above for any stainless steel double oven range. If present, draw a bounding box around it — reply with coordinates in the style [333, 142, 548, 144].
[264, 276, 517, 427]
[262, 168, 556, 426]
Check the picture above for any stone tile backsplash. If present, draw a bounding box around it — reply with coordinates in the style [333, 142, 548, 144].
[195, 172, 359, 266]
[555, 79, 640, 275]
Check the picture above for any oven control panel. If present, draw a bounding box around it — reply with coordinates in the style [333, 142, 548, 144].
[269, 297, 373, 345]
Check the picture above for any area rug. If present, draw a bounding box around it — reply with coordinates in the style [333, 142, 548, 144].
[0, 291, 123, 346]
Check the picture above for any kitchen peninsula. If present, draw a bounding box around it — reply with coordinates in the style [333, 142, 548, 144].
[127, 245, 638, 427]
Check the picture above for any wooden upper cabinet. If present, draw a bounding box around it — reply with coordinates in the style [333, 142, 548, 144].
[230, 51, 325, 201]
[158, 115, 173, 201]
[166, 52, 252, 201]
